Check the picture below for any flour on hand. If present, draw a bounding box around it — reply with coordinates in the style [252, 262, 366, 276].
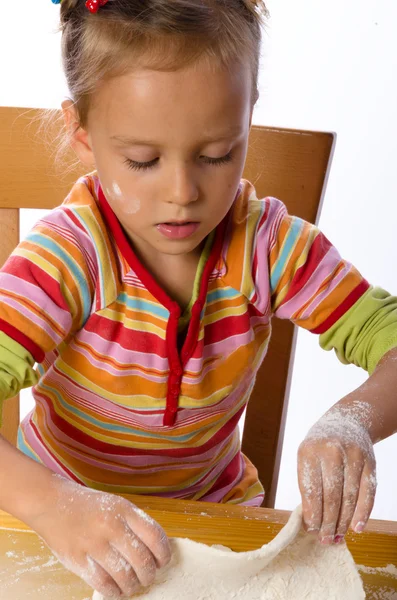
[92, 506, 365, 600]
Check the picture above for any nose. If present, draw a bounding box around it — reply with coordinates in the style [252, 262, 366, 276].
[166, 163, 199, 206]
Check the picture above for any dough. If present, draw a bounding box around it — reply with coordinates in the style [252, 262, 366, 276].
[93, 506, 364, 599]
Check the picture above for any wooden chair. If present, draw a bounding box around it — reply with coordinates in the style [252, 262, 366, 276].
[0, 106, 335, 508]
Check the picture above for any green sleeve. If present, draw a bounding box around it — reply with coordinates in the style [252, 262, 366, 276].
[0, 331, 38, 427]
[319, 287, 397, 375]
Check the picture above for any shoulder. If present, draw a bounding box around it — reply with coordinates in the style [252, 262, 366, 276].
[224, 179, 289, 262]
[228, 179, 288, 241]
[54, 172, 111, 246]
[220, 180, 287, 304]
[16, 172, 121, 309]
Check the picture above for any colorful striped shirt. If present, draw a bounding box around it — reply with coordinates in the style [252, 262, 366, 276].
[0, 173, 396, 506]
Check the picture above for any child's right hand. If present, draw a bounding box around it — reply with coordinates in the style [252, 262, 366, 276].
[29, 476, 171, 599]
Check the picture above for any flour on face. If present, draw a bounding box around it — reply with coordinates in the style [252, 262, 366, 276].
[111, 181, 141, 215]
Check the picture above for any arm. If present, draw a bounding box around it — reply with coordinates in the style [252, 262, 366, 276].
[0, 327, 172, 598]
[0, 210, 171, 597]
[336, 345, 397, 445]
[0, 429, 170, 598]
[256, 194, 397, 544]
[298, 345, 397, 543]
[0, 433, 60, 524]
[0, 333, 172, 597]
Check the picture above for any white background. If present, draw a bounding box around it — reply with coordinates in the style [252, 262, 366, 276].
[1, 0, 396, 519]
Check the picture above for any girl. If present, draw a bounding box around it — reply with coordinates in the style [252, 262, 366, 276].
[1, 0, 396, 597]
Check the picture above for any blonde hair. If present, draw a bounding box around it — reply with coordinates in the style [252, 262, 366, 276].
[59, 0, 268, 128]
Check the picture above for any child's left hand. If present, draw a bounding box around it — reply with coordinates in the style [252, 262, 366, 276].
[297, 409, 377, 545]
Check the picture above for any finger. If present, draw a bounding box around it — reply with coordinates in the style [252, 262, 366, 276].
[94, 544, 142, 598]
[126, 507, 171, 568]
[351, 460, 377, 533]
[335, 452, 364, 541]
[319, 453, 344, 543]
[83, 555, 123, 599]
[297, 454, 323, 534]
[54, 551, 122, 600]
[112, 522, 157, 587]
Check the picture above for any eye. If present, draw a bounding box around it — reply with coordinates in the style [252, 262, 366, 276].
[201, 152, 233, 166]
[124, 152, 233, 172]
[124, 157, 159, 172]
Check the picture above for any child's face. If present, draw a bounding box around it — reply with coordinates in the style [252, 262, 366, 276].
[72, 59, 253, 260]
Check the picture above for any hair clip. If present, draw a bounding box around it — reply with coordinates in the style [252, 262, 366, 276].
[85, 0, 109, 13]
[51, 0, 61, 4]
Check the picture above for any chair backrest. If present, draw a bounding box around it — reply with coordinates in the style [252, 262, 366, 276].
[0, 106, 335, 507]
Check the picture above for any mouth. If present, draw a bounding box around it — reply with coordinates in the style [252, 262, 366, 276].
[158, 220, 198, 225]
[156, 221, 200, 240]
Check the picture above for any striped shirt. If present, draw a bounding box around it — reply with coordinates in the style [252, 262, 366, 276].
[0, 173, 378, 505]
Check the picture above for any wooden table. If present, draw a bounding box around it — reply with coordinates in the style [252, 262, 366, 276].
[1, 494, 397, 599]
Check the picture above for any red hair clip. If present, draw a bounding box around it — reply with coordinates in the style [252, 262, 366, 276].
[85, 0, 109, 13]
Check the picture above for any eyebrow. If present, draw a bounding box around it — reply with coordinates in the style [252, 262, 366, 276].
[110, 128, 244, 147]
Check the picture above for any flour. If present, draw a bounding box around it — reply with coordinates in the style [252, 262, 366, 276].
[358, 564, 397, 578]
[304, 401, 375, 455]
[108, 180, 141, 214]
[133, 507, 157, 527]
[299, 401, 378, 535]
[49, 475, 158, 589]
[92, 506, 365, 600]
[361, 586, 397, 600]
[4, 546, 58, 570]
[112, 183, 122, 199]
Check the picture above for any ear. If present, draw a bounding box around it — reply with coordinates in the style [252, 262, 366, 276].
[61, 99, 96, 168]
